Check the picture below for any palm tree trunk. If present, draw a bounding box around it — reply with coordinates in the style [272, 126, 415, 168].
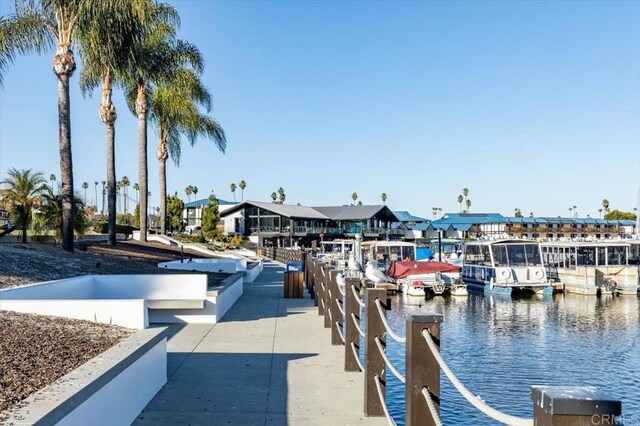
[136, 82, 149, 242]
[54, 45, 76, 252]
[100, 71, 118, 246]
[22, 224, 27, 243]
[157, 137, 169, 235]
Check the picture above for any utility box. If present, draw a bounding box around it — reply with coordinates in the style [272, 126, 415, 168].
[284, 262, 304, 298]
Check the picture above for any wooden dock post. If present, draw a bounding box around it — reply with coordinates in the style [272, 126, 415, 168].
[405, 313, 442, 426]
[315, 261, 324, 315]
[329, 270, 343, 346]
[531, 386, 622, 426]
[364, 288, 388, 417]
[344, 277, 361, 372]
[323, 265, 333, 328]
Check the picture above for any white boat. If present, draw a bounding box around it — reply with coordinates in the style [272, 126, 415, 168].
[541, 241, 639, 295]
[462, 239, 552, 295]
[388, 260, 465, 297]
[361, 241, 417, 271]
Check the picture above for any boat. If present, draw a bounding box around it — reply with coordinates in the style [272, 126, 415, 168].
[361, 241, 417, 271]
[426, 238, 464, 267]
[318, 239, 355, 261]
[541, 241, 639, 295]
[462, 239, 552, 295]
[387, 260, 466, 297]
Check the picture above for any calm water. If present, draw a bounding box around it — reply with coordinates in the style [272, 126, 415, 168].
[363, 291, 640, 424]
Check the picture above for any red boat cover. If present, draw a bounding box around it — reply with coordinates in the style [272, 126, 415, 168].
[386, 261, 461, 279]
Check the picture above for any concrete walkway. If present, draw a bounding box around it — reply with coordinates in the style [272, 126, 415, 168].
[134, 260, 387, 426]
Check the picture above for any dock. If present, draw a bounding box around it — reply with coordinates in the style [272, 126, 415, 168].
[134, 260, 386, 425]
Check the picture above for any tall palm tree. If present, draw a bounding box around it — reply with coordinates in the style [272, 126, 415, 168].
[192, 186, 198, 200]
[465, 199, 471, 213]
[278, 188, 286, 203]
[93, 181, 98, 209]
[0, 168, 47, 242]
[123, 3, 180, 241]
[116, 181, 122, 213]
[101, 180, 106, 215]
[121, 176, 130, 214]
[185, 186, 193, 202]
[381, 193, 387, 204]
[133, 182, 139, 203]
[230, 183, 237, 201]
[602, 199, 610, 213]
[81, 182, 89, 204]
[0, 0, 145, 252]
[568, 207, 573, 218]
[271, 192, 277, 202]
[457, 195, 463, 212]
[462, 188, 469, 203]
[49, 174, 56, 192]
[351, 192, 358, 204]
[598, 208, 603, 219]
[239, 180, 246, 201]
[151, 59, 226, 234]
[78, 1, 150, 244]
[572, 205, 577, 218]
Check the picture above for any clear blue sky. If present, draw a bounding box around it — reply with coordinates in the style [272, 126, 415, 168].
[1, 0, 639, 219]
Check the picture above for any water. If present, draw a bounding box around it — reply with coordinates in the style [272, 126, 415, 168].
[367, 291, 640, 424]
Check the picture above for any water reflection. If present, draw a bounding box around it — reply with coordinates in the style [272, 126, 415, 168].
[379, 292, 640, 424]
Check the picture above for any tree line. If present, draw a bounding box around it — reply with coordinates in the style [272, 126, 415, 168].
[0, 0, 226, 251]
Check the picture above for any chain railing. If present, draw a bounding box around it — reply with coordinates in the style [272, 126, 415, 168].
[302, 256, 623, 426]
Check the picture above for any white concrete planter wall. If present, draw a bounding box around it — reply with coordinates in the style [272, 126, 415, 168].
[0, 274, 208, 329]
[149, 272, 244, 324]
[2, 328, 167, 426]
[244, 262, 263, 283]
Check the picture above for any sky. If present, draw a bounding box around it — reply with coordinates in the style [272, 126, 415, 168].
[1, 0, 639, 219]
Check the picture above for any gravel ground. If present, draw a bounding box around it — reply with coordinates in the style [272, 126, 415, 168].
[0, 241, 229, 289]
[0, 311, 134, 413]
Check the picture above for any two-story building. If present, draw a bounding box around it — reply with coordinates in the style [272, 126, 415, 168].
[218, 201, 402, 246]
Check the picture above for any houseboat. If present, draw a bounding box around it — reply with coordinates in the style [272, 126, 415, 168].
[462, 239, 552, 295]
[541, 241, 639, 295]
[428, 238, 464, 266]
[361, 241, 417, 270]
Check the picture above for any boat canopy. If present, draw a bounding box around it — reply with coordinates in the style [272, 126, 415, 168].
[386, 261, 460, 279]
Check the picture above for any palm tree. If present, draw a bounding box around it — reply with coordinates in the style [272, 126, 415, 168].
[78, 1, 151, 245]
[602, 199, 610, 213]
[185, 186, 193, 202]
[230, 183, 237, 201]
[192, 186, 198, 200]
[121, 176, 130, 214]
[0, 1, 148, 252]
[568, 207, 573, 218]
[49, 174, 56, 192]
[457, 195, 463, 212]
[133, 182, 139, 203]
[239, 180, 246, 201]
[123, 2, 180, 242]
[514, 208, 522, 218]
[93, 181, 98, 209]
[381, 193, 387, 204]
[351, 192, 358, 204]
[151, 53, 226, 234]
[82, 182, 89, 204]
[0, 168, 47, 242]
[462, 188, 469, 202]
[278, 189, 286, 203]
[465, 199, 471, 213]
[101, 181, 106, 215]
[271, 192, 277, 202]
[572, 205, 577, 218]
[598, 208, 603, 218]
[116, 181, 122, 213]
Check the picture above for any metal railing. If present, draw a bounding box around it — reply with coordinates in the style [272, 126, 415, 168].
[303, 256, 623, 426]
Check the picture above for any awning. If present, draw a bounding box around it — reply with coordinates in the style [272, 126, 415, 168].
[386, 261, 461, 279]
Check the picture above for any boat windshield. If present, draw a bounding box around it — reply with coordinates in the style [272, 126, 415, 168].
[491, 243, 542, 267]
